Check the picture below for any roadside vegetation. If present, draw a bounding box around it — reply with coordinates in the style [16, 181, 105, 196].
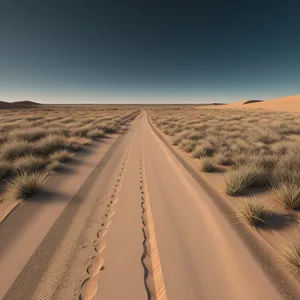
[149, 106, 300, 274]
[0, 106, 139, 200]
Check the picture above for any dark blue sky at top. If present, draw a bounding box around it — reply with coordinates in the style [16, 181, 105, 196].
[0, 0, 299, 103]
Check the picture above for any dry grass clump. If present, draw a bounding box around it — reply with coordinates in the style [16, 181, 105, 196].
[35, 135, 68, 155]
[67, 137, 91, 152]
[179, 139, 196, 153]
[14, 155, 46, 173]
[237, 197, 272, 226]
[193, 143, 215, 158]
[280, 240, 300, 273]
[49, 150, 74, 163]
[86, 129, 105, 139]
[273, 182, 300, 210]
[0, 161, 14, 179]
[47, 160, 63, 172]
[199, 158, 217, 172]
[225, 164, 269, 196]
[0, 140, 33, 160]
[8, 128, 47, 142]
[7, 172, 47, 199]
[215, 153, 234, 166]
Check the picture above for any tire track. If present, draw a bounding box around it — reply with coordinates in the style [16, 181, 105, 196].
[139, 145, 168, 300]
[79, 142, 132, 300]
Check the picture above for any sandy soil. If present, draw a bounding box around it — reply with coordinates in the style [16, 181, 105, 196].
[0, 111, 298, 300]
[220, 94, 300, 113]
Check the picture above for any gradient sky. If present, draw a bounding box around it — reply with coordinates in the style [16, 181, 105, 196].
[0, 1, 299, 103]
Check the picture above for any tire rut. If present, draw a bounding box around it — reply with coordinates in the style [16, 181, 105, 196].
[139, 142, 168, 300]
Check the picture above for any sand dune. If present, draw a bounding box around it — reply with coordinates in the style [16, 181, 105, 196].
[227, 94, 300, 113]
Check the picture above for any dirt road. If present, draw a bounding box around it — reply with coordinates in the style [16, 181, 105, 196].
[0, 112, 296, 300]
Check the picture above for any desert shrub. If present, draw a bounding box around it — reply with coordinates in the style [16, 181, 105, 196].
[0, 161, 14, 179]
[188, 130, 204, 141]
[193, 143, 215, 158]
[35, 135, 68, 155]
[8, 128, 47, 142]
[273, 182, 300, 210]
[270, 141, 291, 155]
[14, 155, 46, 173]
[272, 154, 300, 185]
[180, 139, 196, 153]
[71, 125, 92, 137]
[86, 129, 105, 139]
[47, 160, 63, 171]
[0, 140, 33, 160]
[247, 154, 277, 170]
[237, 197, 272, 226]
[49, 150, 74, 163]
[215, 153, 234, 166]
[280, 240, 300, 273]
[7, 171, 47, 199]
[98, 121, 118, 133]
[66, 137, 90, 152]
[177, 130, 193, 139]
[199, 158, 217, 172]
[225, 165, 269, 195]
[253, 130, 281, 144]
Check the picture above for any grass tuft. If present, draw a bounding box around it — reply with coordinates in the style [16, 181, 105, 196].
[35, 135, 68, 155]
[273, 182, 300, 210]
[7, 171, 47, 199]
[14, 155, 46, 173]
[199, 158, 217, 172]
[49, 150, 74, 163]
[0, 140, 33, 160]
[225, 164, 269, 196]
[280, 240, 300, 273]
[86, 128, 105, 139]
[237, 197, 272, 226]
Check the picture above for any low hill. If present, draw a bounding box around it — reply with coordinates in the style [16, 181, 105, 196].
[0, 100, 41, 109]
[12, 101, 41, 106]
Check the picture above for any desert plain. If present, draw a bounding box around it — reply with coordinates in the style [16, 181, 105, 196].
[0, 96, 300, 299]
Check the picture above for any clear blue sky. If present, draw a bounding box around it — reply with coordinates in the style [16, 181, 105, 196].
[0, 1, 299, 103]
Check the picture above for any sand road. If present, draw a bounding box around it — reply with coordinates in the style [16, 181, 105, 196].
[0, 112, 292, 300]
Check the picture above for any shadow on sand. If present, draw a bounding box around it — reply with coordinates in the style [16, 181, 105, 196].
[259, 212, 298, 231]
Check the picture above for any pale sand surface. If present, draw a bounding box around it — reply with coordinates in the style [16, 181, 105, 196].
[0, 135, 121, 299]
[0, 111, 296, 300]
[223, 94, 300, 113]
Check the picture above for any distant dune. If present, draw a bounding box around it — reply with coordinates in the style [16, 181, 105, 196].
[242, 100, 264, 105]
[224, 94, 300, 113]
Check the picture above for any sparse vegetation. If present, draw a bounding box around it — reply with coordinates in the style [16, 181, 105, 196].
[0, 106, 139, 200]
[149, 106, 300, 274]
